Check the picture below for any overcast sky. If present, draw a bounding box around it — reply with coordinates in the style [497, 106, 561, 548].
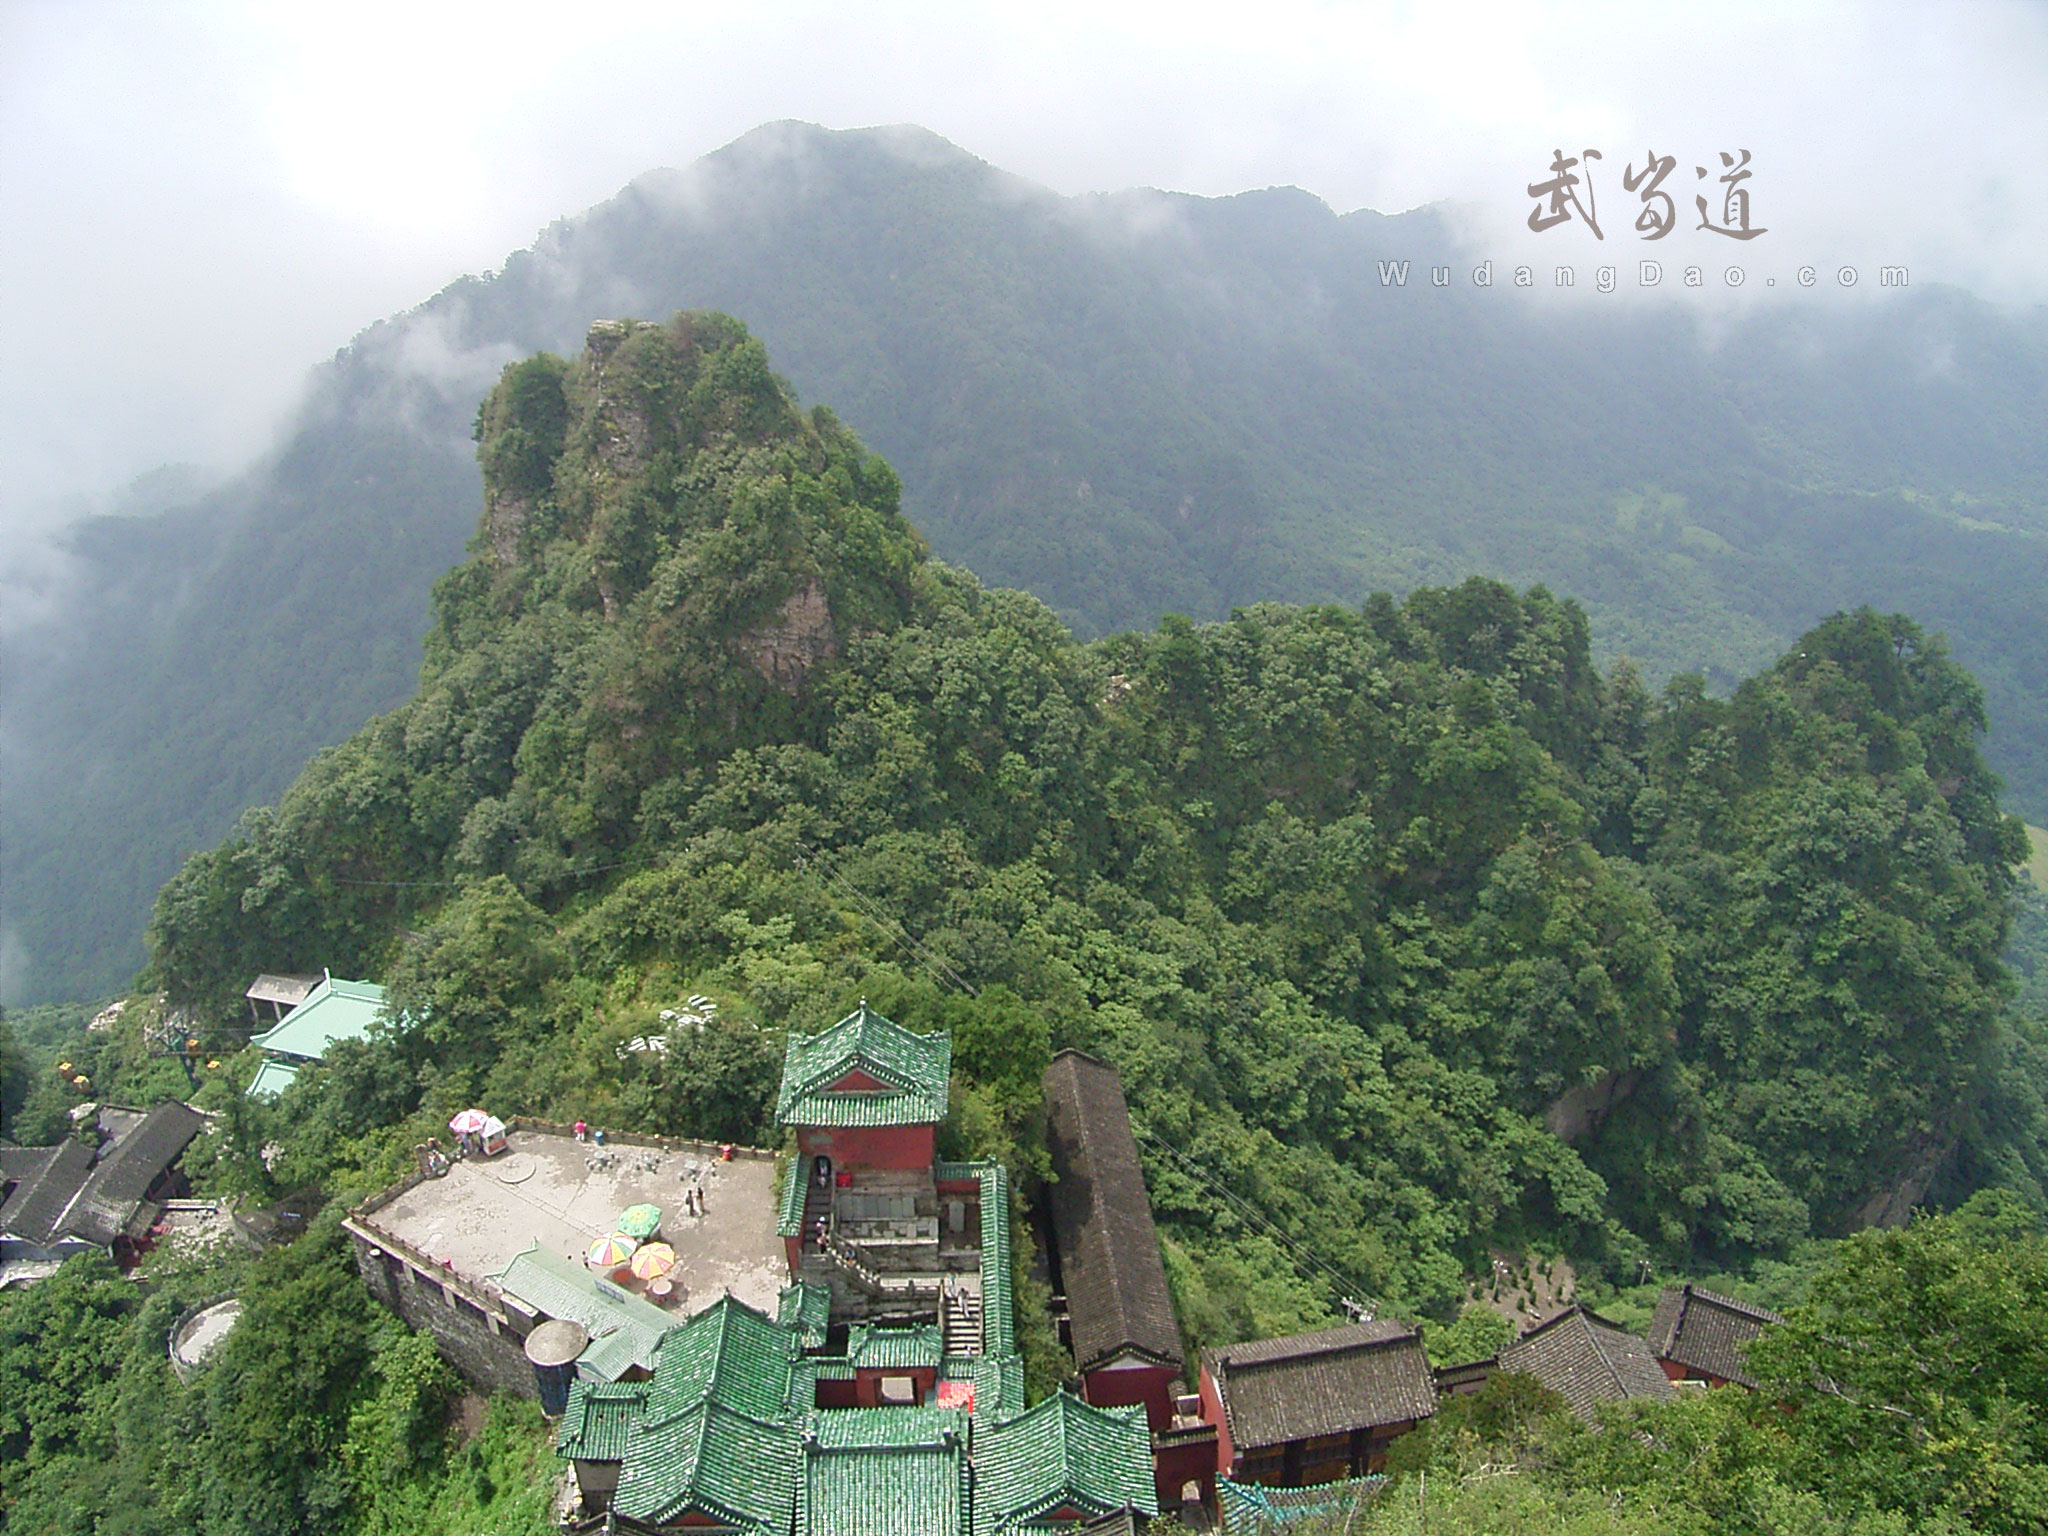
[4, 0, 2046, 537]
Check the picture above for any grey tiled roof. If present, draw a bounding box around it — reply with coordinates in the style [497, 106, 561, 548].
[0, 1140, 93, 1244]
[1201, 1321, 1437, 1450]
[0, 1102, 204, 1248]
[1497, 1305, 1675, 1420]
[1040, 1050, 1182, 1374]
[61, 1101, 205, 1245]
[1646, 1285, 1782, 1388]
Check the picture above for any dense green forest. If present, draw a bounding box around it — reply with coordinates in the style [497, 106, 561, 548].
[9, 122, 2048, 1005]
[6, 313, 2048, 1533]
[130, 312, 2041, 1301]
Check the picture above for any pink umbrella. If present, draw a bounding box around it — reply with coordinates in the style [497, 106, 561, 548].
[587, 1233, 638, 1267]
[449, 1109, 491, 1134]
[629, 1242, 677, 1281]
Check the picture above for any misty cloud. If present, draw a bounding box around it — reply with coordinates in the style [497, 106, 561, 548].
[2, 0, 2044, 552]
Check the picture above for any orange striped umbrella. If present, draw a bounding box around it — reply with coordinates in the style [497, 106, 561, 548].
[629, 1242, 677, 1281]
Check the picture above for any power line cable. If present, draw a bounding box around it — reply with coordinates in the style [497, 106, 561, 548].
[329, 851, 670, 888]
[1132, 1120, 1379, 1318]
[795, 843, 978, 998]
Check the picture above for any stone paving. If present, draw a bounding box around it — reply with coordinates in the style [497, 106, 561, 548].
[362, 1130, 786, 1318]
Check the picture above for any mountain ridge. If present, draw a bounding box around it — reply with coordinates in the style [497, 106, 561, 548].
[6, 119, 2047, 1003]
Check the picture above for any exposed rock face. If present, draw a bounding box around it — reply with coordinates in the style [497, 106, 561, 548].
[482, 488, 529, 567]
[585, 319, 657, 484]
[734, 579, 837, 693]
[1853, 1138, 1956, 1230]
[579, 318, 667, 617]
[1544, 1070, 1643, 1144]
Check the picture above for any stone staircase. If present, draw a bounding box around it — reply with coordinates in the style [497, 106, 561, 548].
[941, 1278, 983, 1356]
[812, 1237, 945, 1309]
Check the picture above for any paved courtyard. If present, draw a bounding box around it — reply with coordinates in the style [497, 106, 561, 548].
[363, 1130, 787, 1317]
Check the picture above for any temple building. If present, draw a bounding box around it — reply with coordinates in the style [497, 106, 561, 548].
[1492, 1303, 1677, 1420]
[548, 1001, 1158, 1534]
[1646, 1284, 1782, 1389]
[1, 1100, 206, 1285]
[1040, 1049, 1217, 1510]
[246, 973, 390, 1099]
[1198, 1320, 1437, 1486]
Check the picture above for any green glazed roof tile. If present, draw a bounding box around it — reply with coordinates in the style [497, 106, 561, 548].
[798, 1426, 969, 1536]
[613, 1398, 800, 1533]
[806, 1407, 969, 1448]
[776, 1003, 951, 1128]
[557, 1379, 648, 1462]
[972, 1391, 1157, 1536]
[977, 1163, 1016, 1358]
[846, 1322, 943, 1371]
[642, 1295, 798, 1425]
[778, 1154, 809, 1237]
[247, 976, 389, 1062]
[778, 1280, 832, 1350]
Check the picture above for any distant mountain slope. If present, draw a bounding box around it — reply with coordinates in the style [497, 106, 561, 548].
[6, 120, 2047, 1003]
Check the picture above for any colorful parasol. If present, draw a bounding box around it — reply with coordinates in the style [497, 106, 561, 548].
[617, 1203, 663, 1239]
[586, 1233, 638, 1267]
[629, 1242, 677, 1281]
[449, 1108, 492, 1134]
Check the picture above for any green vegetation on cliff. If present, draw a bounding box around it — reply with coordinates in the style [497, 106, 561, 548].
[6, 311, 2046, 1536]
[134, 314, 2039, 1335]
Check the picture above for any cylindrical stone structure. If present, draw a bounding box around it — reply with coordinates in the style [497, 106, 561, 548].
[524, 1320, 589, 1417]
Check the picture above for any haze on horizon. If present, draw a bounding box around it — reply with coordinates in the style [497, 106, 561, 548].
[3, 0, 2045, 547]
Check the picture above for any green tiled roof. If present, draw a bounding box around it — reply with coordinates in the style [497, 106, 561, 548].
[776, 1003, 951, 1128]
[977, 1163, 1016, 1358]
[557, 1379, 648, 1462]
[778, 1281, 832, 1350]
[973, 1392, 1157, 1536]
[1218, 1474, 1387, 1526]
[847, 1322, 943, 1372]
[613, 1398, 800, 1534]
[937, 1353, 1025, 1418]
[247, 976, 389, 1062]
[245, 1058, 302, 1100]
[779, 1154, 808, 1238]
[642, 1296, 797, 1424]
[807, 1407, 969, 1448]
[489, 1243, 677, 1381]
[798, 1414, 970, 1536]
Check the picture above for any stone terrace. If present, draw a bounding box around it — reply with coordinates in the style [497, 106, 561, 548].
[360, 1127, 786, 1318]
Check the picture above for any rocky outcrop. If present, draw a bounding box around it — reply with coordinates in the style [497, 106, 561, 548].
[482, 487, 531, 567]
[584, 319, 657, 484]
[1543, 1070, 1643, 1144]
[1852, 1138, 1956, 1230]
[734, 579, 837, 693]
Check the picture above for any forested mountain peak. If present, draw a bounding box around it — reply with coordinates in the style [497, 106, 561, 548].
[134, 323, 2040, 1347]
[448, 311, 921, 655]
[11, 120, 2048, 1014]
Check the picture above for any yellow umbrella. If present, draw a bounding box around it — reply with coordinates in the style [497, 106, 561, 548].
[586, 1233, 638, 1268]
[629, 1242, 677, 1281]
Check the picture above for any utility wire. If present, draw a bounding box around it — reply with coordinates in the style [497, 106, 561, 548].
[795, 843, 978, 998]
[1132, 1120, 1379, 1319]
[329, 852, 670, 888]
